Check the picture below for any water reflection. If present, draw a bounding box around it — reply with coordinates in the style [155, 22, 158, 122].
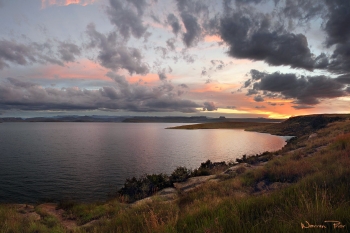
[0, 123, 286, 203]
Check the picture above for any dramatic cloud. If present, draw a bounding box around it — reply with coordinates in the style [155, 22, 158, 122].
[254, 95, 264, 102]
[220, 9, 325, 70]
[107, 0, 148, 40]
[3, 0, 350, 117]
[0, 75, 200, 113]
[86, 23, 149, 74]
[327, 41, 350, 74]
[324, 0, 350, 47]
[245, 70, 348, 107]
[203, 101, 217, 111]
[0, 40, 36, 69]
[158, 72, 167, 81]
[167, 14, 181, 35]
[0, 39, 80, 69]
[58, 42, 81, 62]
[174, 0, 213, 47]
[336, 74, 350, 84]
[181, 13, 202, 47]
[278, 0, 325, 24]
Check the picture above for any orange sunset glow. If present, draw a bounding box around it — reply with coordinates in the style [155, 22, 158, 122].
[41, 60, 110, 81]
[0, 0, 349, 118]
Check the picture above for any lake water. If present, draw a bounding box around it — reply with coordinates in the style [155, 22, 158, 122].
[0, 122, 287, 203]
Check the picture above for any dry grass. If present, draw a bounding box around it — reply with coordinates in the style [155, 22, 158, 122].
[2, 115, 350, 232]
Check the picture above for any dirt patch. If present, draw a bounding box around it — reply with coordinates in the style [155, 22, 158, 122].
[37, 203, 77, 230]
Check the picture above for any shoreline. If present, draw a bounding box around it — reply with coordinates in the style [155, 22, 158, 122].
[2, 114, 350, 232]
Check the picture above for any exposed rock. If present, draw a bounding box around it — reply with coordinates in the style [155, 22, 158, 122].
[133, 187, 178, 206]
[157, 187, 178, 200]
[308, 133, 318, 139]
[224, 163, 251, 175]
[173, 175, 216, 192]
[15, 204, 41, 221]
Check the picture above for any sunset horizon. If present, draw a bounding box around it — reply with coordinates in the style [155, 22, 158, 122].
[0, 0, 349, 118]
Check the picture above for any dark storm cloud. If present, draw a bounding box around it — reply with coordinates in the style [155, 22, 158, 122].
[324, 0, 350, 47]
[145, 98, 199, 113]
[107, 0, 148, 40]
[279, 0, 325, 24]
[243, 79, 251, 88]
[86, 23, 149, 75]
[321, 0, 350, 75]
[327, 41, 350, 74]
[58, 42, 81, 63]
[246, 89, 258, 96]
[181, 13, 202, 47]
[0, 75, 200, 113]
[220, 9, 324, 70]
[247, 70, 348, 107]
[336, 74, 350, 84]
[250, 69, 266, 80]
[346, 87, 350, 93]
[174, 0, 214, 47]
[203, 101, 217, 111]
[254, 95, 264, 102]
[252, 0, 350, 75]
[167, 14, 181, 35]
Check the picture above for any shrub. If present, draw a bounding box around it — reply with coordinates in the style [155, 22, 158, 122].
[191, 168, 211, 177]
[118, 173, 171, 202]
[170, 167, 191, 183]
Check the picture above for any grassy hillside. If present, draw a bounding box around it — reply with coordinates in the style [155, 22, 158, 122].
[1, 114, 350, 232]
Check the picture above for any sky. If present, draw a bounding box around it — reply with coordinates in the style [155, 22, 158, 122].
[0, 0, 349, 119]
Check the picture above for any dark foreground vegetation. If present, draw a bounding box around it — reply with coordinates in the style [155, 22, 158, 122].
[1, 114, 350, 232]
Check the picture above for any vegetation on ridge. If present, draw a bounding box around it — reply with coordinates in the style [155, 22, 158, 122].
[1, 114, 350, 232]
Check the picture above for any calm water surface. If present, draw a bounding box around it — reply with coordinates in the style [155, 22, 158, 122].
[0, 122, 287, 203]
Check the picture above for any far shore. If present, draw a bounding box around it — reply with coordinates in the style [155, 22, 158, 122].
[166, 121, 274, 130]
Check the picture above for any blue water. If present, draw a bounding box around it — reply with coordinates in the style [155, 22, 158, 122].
[0, 122, 286, 203]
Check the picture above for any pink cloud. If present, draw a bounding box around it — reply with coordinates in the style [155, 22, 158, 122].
[41, 59, 110, 81]
[41, 0, 97, 8]
[204, 35, 222, 43]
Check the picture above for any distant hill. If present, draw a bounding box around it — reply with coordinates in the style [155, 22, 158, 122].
[123, 116, 283, 123]
[249, 114, 350, 137]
